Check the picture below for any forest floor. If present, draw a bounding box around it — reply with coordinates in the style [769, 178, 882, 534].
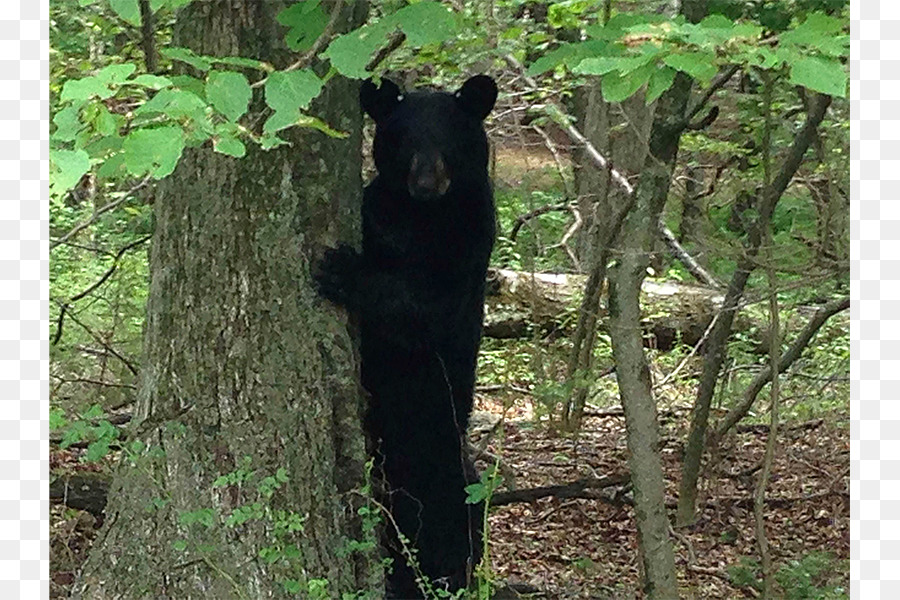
[50, 395, 849, 600]
[476, 393, 850, 599]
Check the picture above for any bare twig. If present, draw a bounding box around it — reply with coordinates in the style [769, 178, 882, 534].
[713, 296, 849, 441]
[51, 176, 152, 251]
[53, 235, 152, 346]
[509, 202, 573, 240]
[654, 314, 719, 390]
[504, 54, 636, 195]
[53, 304, 139, 375]
[657, 220, 722, 287]
[684, 64, 741, 124]
[531, 124, 575, 198]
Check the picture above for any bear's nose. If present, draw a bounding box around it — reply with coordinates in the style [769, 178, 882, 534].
[408, 151, 451, 201]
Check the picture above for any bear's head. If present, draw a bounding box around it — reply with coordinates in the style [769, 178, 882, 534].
[360, 75, 498, 202]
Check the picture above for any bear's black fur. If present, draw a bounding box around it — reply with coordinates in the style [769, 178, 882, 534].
[315, 75, 497, 598]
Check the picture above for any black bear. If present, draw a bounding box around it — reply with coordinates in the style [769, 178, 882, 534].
[315, 75, 498, 598]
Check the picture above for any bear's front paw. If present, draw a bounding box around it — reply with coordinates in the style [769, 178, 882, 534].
[314, 245, 361, 307]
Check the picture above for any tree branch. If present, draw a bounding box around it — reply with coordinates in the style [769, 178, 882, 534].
[657, 221, 721, 287]
[684, 64, 740, 124]
[509, 202, 572, 241]
[52, 304, 139, 375]
[713, 296, 849, 441]
[50, 176, 152, 251]
[53, 236, 152, 347]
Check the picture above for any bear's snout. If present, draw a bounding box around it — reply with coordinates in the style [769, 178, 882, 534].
[408, 150, 451, 200]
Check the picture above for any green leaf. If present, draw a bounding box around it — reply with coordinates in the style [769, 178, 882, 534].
[93, 106, 120, 137]
[464, 482, 489, 504]
[283, 580, 302, 595]
[574, 56, 626, 76]
[168, 75, 206, 99]
[135, 88, 207, 120]
[161, 47, 213, 71]
[97, 152, 127, 178]
[526, 40, 610, 76]
[525, 46, 576, 76]
[61, 77, 114, 102]
[130, 74, 173, 89]
[646, 65, 677, 104]
[82, 404, 105, 419]
[392, 1, 458, 46]
[123, 126, 185, 178]
[206, 71, 251, 122]
[50, 149, 91, 196]
[699, 14, 733, 30]
[740, 47, 782, 70]
[60, 421, 89, 449]
[85, 439, 111, 462]
[97, 63, 137, 83]
[214, 135, 246, 158]
[172, 539, 187, 552]
[263, 109, 300, 134]
[601, 63, 653, 103]
[278, 0, 330, 52]
[662, 52, 718, 85]
[52, 106, 84, 142]
[789, 56, 847, 98]
[109, 0, 141, 26]
[781, 14, 848, 57]
[322, 21, 392, 79]
[575, 55, 652, 76]
[265, 69, 323, 113]
[49, 408, 67, 431]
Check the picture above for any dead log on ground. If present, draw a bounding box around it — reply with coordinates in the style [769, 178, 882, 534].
[484, 268, 740, 349]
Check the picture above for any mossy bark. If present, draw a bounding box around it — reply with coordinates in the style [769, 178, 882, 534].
[75, 2, 380, 598]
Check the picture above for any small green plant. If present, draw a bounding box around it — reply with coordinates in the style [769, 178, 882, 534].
[728, 553, 848, 599]
[51, 404, 120, 462]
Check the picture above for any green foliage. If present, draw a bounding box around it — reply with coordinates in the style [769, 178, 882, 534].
[524, 8, 848, 103]
[52, 404, 122, 463]
[464, 465, 504, 505]
[728, 553, 848, 599]
[277, 0, 330, 52]
[206, 71, 252, 122]
[323, 1, 459, 78]
[108, 0, 141, 26]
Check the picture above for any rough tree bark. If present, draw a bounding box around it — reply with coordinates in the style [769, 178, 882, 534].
[675, 93, 833, 527]
[74, 2, 380, 598]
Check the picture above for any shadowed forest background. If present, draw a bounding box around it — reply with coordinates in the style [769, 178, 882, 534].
[49, 0, 849, 598]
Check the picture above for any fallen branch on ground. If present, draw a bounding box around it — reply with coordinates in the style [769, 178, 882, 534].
[490, 473, 629, 507]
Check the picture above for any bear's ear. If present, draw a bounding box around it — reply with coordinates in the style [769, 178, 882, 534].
[455, 75, 497, 120]
[360, 78, 402, 122]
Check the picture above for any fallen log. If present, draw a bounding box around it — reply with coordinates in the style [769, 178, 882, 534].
[50, 473, 110, 517]
[484, 268, 735, 349]
[490, 473, 630, 506]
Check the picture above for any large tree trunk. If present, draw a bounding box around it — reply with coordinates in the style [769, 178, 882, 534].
[74, 2, 380, 598]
